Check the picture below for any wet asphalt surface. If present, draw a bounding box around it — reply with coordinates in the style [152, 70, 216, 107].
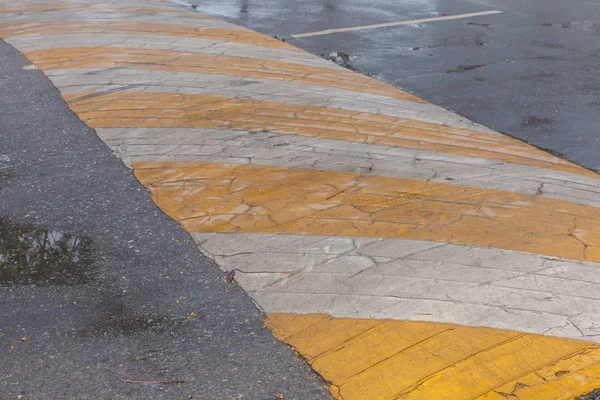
[0, 41, 329, 400]
[191, 0, 600, 173]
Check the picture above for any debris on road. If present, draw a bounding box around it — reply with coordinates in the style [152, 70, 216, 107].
[446, 64, 486, 73]
[320, 52, 377, 77]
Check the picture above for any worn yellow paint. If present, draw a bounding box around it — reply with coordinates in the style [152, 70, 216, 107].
[310, 321, 451, 383]
[7, 3, 600, 399]
[398, 335, 591, 399]
[24, 47, 422, 102]
[340, 329, 523, 400]
[131, 162, 600, 263]
[282, 318, 381, 360]
[510, 364, 600, 399]
[61, 92, 595, 176]
[0, 22, 294, 50]
[475, 348, 600, 399]
[268, 313, 332, 341]
[265, 313, 600, 400]
[0, 1, 210, 18]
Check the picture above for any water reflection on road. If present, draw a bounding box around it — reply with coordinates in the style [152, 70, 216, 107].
[0, 217, 92, 286]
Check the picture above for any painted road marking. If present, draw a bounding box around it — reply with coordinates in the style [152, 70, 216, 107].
[166, 0, 196, 8]
[267, 314, 600, 400]
[0, 20, 248, 37]
[1, 24, 289, 49]
[132, 161, 600, 263]
[61, 92, 592, 176]
[6, 1, 600, 398]
[44, 69, 492, 132]
[291, 10, 503, 38]
[0, 13, 228, 28]
[24, 48, 421, 101]
[93, 127, 600, 207]
[8, 34, 341, 69]
[0, 1, 211, 19]
[195, 232, 600, 338]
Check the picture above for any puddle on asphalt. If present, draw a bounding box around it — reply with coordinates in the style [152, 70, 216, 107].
[522, 115, 556, 128]
[466, 22, 492, 28]
[0, 217, 93, 286]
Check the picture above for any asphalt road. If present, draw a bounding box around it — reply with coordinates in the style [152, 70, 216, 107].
[191, 0, 600, 173]
[0, 40, 329, 400]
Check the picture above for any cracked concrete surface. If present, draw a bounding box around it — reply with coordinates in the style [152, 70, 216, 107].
[195, 233, 600, 341]
[91, 127, 600, 207]
[45, 68, 493, 132]
[266, 313, 600, 400]
[7, 34, 347, 69]
[0, 12, 222, 25]
[132, 161, 600, 263]
[25, 48, 424, 102]
[56, 90, 592, 177]
[3, 1, 600, 398]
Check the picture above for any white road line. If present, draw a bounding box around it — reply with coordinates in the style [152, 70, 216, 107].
[193, 232, 600, 341]
[165, 0, 195, 8]
[291, 10, 503, 38]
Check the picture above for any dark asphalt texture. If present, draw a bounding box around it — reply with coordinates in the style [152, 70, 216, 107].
[580, 389, 600, 400]
[191, 0, 600, 173]
[0, 40, 329, 400]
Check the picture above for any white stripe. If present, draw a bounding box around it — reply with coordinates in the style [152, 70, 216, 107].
[193, 232, 600, 341]
[0, 0, 168, 4]
[43, 69, 499, 134]
[291, 10, 503, 38]
[165, 0, 193, 7]
[97, 128, 600, 207]
[7, 35, 340, 69]
[0, 13, 235, 28]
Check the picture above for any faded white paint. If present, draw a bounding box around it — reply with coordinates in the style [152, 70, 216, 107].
[7, 34, 340, 69]
[97, 128, 600, 207]
[45, 69, 500, 134]
[292, 10, 503, 38]
[195, 232, 600, 341]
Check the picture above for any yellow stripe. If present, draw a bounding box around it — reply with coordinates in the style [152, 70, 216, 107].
[266, 313, 600, 400]
[24, 47, 423, 102]
[280, 318, 381, 359]
[131, 162, 600, 263]
[0, 2, 209, 18]
[60, 92, 595, 176]
[507, 364, 600, 399]
[0, 22, 293, 50]
[398, 335, 590, 399]
[309, 321, 451, 383]
[475, 349, 600, 399]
